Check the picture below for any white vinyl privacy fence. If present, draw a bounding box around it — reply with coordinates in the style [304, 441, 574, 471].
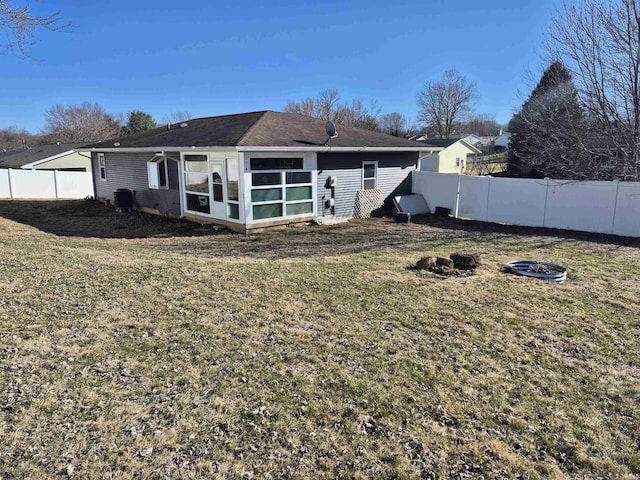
[412, 171, 640, 237]
[0, 169, 94, 199]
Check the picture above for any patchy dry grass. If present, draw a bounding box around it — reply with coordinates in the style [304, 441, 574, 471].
[0, 199, 639, 479]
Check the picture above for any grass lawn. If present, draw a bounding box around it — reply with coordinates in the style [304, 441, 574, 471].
[0, 200, 639, 479]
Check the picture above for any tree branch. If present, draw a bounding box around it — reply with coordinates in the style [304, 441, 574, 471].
[0, 0, 69, 57]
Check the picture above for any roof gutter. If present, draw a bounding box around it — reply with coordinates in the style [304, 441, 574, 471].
[90, 146, 235, 153]
[235, 146, 440, 153]
[89, 145, 443, 153]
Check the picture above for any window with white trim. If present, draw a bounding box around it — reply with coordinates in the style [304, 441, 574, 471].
[362, 161, 377, 189]
[250, 157, 304, 170]
[226, 157, 240, 220]
[249, 158, 313, 221]
[98, 153, 107, 181]
[147, 155, 169, 189]
[184, 154, 210, 214]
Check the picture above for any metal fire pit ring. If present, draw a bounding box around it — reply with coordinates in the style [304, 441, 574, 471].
[506, 260, 567, 283]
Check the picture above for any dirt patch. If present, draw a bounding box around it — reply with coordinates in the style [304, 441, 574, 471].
[412, 253, 481, 278]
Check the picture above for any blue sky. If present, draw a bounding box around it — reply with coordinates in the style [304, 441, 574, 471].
[1, 0, 560, 133]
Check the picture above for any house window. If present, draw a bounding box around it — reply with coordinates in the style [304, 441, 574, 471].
[211, 164, 223, 203]
[184, 155, 209, 192]
[147, 155, 169, 189]
[186, 193, 210, 213]
[253, 203, 283, 220]
[98, 153, 107, 181]
[250, 158, 304, 170]
[249, 158, 313, 221]
[184, 154, 210, 215]
[226, 157, 240, 220]
[362, 161, 377, 189]
[284, 172, 313, 215]
[456, 157, 461, 167]
[252, 173, 281, 186]
[252, 187, 282, 202]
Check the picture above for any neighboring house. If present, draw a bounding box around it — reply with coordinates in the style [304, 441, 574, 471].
[417, 138, 482, 173]
[476, 136, 497, 149]
[89, 111, 431, 233]
[494, 132, 512, 151]
[0, 143, 92, 171]
[460, 134, 483, 149]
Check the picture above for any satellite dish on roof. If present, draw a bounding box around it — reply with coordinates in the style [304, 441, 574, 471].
[325, 120, 338, 139]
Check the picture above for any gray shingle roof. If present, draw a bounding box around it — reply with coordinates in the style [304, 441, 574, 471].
[90, 111, 425, 149]
[0, 150, 20, 166]
[0, 143, 90, 168]
[418, 138, 459, 148]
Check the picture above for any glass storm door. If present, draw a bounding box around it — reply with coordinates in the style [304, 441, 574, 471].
[184, 154, 211, 215]
[209, 159, 226, 219]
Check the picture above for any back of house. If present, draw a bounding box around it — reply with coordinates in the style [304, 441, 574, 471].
[89, 111, 432, 233]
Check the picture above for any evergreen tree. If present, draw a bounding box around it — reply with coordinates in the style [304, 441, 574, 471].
[507, 62, 585, 178]
[124, 111, 157, 134]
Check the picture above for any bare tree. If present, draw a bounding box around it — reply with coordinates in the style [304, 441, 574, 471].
[315, 88, 342, 121]
[284, 89, 382, 131]
[458, 113, 503, 136]
[337, 99, 381, 131]
[0, 125, 40, 150]
[416, 70, 478, 139]
[43, 102, 120, 143]
[404, 123, 423, 139]
[379, 112, 408, 136]
[0, 1, 69, 57]
[162, 111, 192, 124]
[284, 88, 343, 121]
[548, 0, 640, 180]
[283, 97, 317, 118]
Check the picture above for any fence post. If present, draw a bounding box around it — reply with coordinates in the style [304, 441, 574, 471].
[7, 168, 14, 199]
[542, 178, 550, 228]
[53, 170, 60, 199]
[485, 176, 492, 222]
[610, 179, 621, 235]
[454, 173, 461, 218]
